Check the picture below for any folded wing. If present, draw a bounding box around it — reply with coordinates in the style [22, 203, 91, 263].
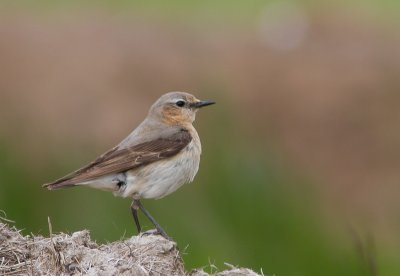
[43, 129, 192, 190]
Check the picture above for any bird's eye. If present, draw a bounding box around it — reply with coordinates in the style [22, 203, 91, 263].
[176, 100, 185, 107]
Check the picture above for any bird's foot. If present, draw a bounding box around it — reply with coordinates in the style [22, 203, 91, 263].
[140, 229, 158, 236]
[155, 227, 173, 241]
[140, 228, 173, 241]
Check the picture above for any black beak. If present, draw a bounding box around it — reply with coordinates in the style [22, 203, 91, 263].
[193, 100, 216, 108]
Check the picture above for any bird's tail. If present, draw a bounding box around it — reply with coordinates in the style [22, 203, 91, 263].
[42, 179, 77, 190]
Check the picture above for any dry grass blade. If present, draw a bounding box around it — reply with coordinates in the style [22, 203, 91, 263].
[0, 211, 15, 224]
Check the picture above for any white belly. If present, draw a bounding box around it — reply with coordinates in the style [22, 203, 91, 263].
[114, 140, 201, 199]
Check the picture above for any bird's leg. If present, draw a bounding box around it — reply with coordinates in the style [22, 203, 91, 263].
[130, 200, 141, 233]
[135, 199, 171, 240]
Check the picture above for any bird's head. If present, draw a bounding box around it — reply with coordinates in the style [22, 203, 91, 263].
[148, 92, 215, 126]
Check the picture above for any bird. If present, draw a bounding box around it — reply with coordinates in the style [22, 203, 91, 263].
[43, 92, 215, 240]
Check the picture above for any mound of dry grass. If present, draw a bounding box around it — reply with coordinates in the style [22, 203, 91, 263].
[0, 222, 184, 275]
[0, 218, 259, 275]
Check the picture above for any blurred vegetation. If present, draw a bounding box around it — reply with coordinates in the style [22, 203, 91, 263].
[2, 0, 400, 24]
[0, 121, 362, 275]
[1, 1, 400, 275]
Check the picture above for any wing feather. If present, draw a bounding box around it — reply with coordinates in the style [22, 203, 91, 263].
[43, 129, 192, 189]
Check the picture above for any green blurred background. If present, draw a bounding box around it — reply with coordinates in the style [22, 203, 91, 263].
[1, 1, 400, 275]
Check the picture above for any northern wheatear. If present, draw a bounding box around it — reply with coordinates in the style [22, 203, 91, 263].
[43, 92, 215, 240]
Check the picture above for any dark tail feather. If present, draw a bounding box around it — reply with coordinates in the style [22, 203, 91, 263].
[42, 179, 77, 190]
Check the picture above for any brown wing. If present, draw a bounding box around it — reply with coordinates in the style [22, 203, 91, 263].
[43, 129, 192, 190]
